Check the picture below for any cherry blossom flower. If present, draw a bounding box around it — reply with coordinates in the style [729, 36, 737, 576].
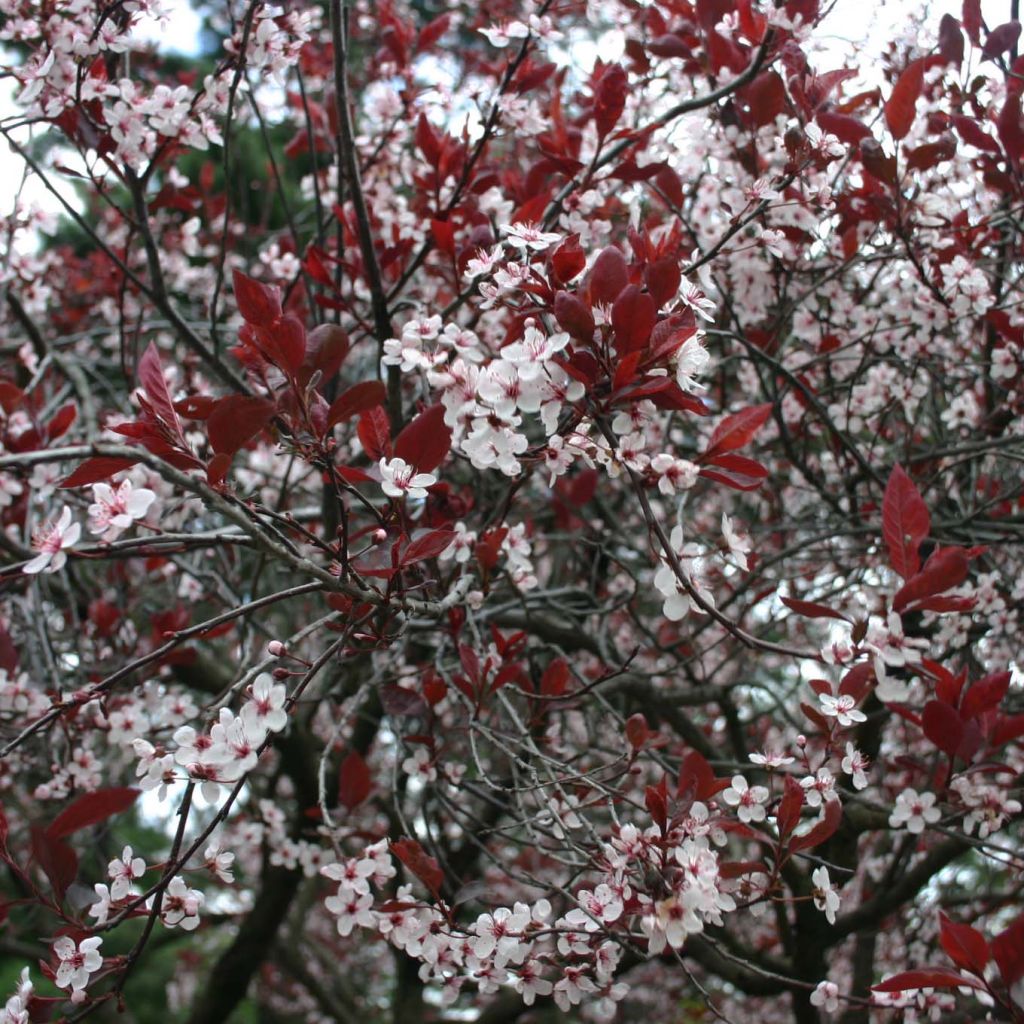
[53, 936, 103, 999]
[811, 866, 840, 924]
[651, 454, 699, 495]
[160, 876, 203, 930]
[721, 513, 752, 569]
[204, 842, 235, 884]
[749, 749, 795, 769]
[324, 887, 375, 937]
[378, 458, 436, 500]
[800, 768, 836, 808]
[818, 692, 867, 727]
[88, 884, 113, 925]
[810, 980, 840, 1012]
[1, 967, 32, 1023]
[722, 775, 769, 823]
[889, 788, 941, 834]
[673, 335, 711, 391]
[24, 506, 80, 574]
[108, 845, 145, 900]
[241, 673, 288, 735]
[841, 744, 870, 790]
[514, 961, 553, 1005]
[501, 222, 561, 252]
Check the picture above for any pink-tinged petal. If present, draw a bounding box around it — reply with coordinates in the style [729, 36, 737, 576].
[23, 552, 51, 574]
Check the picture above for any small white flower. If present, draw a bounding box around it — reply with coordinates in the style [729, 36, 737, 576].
[501, 222, 561, 252]
[108, 845, 146, 900]
[53, 936, 103, 995]
[721, 513, 752, 570]
[160, 876, 203, 930]
[841, 744, 870, 790]
[88, 480, 156, 539]
[722, 775, 769, 823]
[378, 457, 437, 500]
[811, 866, 840, 924]
[810, 980, 840, 1012]
[24, 506, 80, 574]
[818, 692, 867, 727]
[889, 788, 941, 834]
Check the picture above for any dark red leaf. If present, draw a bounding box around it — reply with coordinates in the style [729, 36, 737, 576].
[259, 315, 306, 376]
[872, 969, 983, 993]
[922, 700, 965, 758]
[612, 286, 657, 353]
[588, 247, 629, 306]
[417, 12, 450, 49]
[790, 797, 842, 852]
[780, 596, 850, 622]
[402, 529, 455, 566]
[326, 381, 387, 430]
[594, 63, 627, 138]
[174, 395, 217, 420]
[998, 88, 1024, 162]
[885, 59, 924, 140]
[554, 290, 596, 341]
[138, 341, 180, 433]
[394, 404, 451, 473]
[992, 911, 1024, 988]
[678, 751, 726, 802]
[59, 457, 138, 489]
[982, 20, 1021, 61]
[390, 838, 443, 895]
[46, 787, 140, 839]
[357, 406, 392, 461]
[939, 913, 990, 975]
[207, 395, 276, 456]
[550, 236, 587, 285]
[963, 0, 982, 45]
[0, 382, 23, 415]
[817, 111, 870, 145]
[338, 751, 372, 810]
[31, 827, 77, 902]
[303, 323, 350, 385]
[938, 15, 964, 66]
[893, 546, 970, 612]
[961, 671, 1011, 719]
[46, 403, 77, 442]
[541, 658, 569, 697]
[644, 260, 681, 308]
[777, 776, 805, 838]
[232, 269, 282, 326]
[882, 464, 930, 579]
[704, 404, 773, 459]
[625, 713, 650, 750]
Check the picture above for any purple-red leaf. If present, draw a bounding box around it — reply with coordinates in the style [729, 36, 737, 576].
[882, 464, 930, 579]
[872, 968, 984, 993]
[207, 395, 276, 456]
[233, 269, 282, 326]
[46, 787, 140, 840]
[402, 529, 455, 566]
[885, 60, 924, 140]
[394, 404, 451, 473]
[703, 404, 773, 459]
[59, 457, 139, 489]
[327, 381, 387, 430]
[338, 751, 372, 810]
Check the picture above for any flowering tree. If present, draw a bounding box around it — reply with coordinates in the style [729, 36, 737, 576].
[0, 0, 1022, 1021]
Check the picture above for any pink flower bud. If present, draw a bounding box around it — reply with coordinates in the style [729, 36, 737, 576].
[267, 640, 287, 657]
